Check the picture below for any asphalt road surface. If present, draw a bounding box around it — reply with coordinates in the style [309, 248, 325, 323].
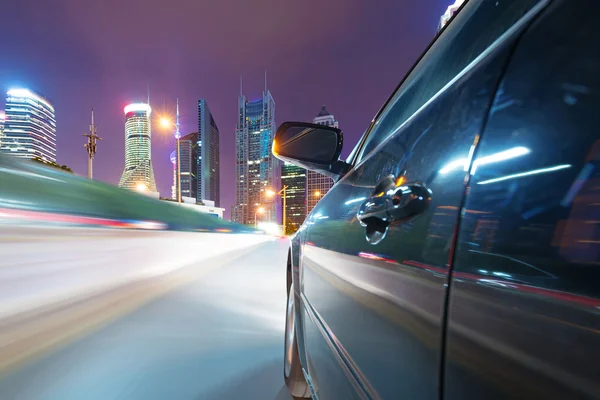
[0, 236, 292, 400]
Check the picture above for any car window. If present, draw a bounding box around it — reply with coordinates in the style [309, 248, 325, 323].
[453, 9, 600, 296]
[445, 3, 600, 397]
[356, 0, 543, 163]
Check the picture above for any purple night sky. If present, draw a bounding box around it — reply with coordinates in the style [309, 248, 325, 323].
[1, 0, 448, 218]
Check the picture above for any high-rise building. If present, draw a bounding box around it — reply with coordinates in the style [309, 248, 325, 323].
[0, 110, 5, 146]
[170, 150, 177, 200]
[438, 0, 465, 31]
[197, 99, 220, 206]
[119, 103, 157, 192]
[307, 105, 338, 214]
[179, 132, 198, 200]
[281, 162, 306, 234]
[1, 88, 56, 162]
[232, 78, 277, 225]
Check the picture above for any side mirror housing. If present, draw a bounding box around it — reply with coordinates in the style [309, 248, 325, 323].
[272, 122, 349, 179]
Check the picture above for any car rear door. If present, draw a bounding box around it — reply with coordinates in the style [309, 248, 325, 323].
[298, 1, 549, 398]
[444, 1, 600, 399]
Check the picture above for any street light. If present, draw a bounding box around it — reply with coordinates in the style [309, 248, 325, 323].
[159, 118, 171, 129]
[158, 99, 182, 204]
[266, 186, 289, 236]
[136, 183, 148, 192]
[255, 206, 265, 227]
[314, 191, 321, 197]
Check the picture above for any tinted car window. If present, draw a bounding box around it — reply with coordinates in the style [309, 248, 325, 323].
[445, 1, 600, 398]
[357, 0, 543, 162]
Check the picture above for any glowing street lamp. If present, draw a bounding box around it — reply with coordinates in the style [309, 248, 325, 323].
[266, 186, 289, 235]
[314, 191, 321, 197]
[160, 118, 172, 129]
[255, 206, 265, 227]
[136, 183, 148, 192]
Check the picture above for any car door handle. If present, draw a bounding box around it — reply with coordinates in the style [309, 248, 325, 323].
[356, 175, 432, 244]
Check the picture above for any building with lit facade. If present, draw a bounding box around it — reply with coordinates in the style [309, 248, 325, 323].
[0, 111, 4, 146]
[178, 131, 198, 200]
[1, 89, 56, 162]
[118, 103, 157, 192]
[232, 80, 277, 225]
[170, 150, 177, 199]
[307, 105, 338, 215]
[439, 0, 465, 31]
[282, 162, 306, 234]
[198, 99, 220, 206]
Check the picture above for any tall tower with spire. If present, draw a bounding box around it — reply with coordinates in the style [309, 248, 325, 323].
[232, 73, 276, 224]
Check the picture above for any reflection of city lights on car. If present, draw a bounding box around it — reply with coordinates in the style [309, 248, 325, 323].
[344, 197, 366, 205]
[439, 146, 530, 175]
[478, 164, 571, 185]
[439, 159, 468, 175]
[471, 147, 530, 174]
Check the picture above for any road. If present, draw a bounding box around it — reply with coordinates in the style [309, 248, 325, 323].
[0, 235, 292, 400]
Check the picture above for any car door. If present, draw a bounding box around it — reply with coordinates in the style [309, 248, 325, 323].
[444, 1, 600, 399]
[298, 1, 549, 399]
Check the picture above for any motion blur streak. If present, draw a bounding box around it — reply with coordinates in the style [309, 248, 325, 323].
[0, 155, 253, 233]
[0, 224, 269, 318]
[0, 237, 291, 400]
[0, 142, 282, 393]
[0, 223, 270, 373]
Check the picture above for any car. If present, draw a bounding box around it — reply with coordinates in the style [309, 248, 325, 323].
[273, 0, 600, 398]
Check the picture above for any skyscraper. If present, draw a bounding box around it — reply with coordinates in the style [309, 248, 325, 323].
[179, 131, 198, 200]
[439, 0, 465, 31]
[232, 77, 277, 225]
[281, 162, 306, 234]
[1, 88, 56, 162]
[170, 150, 177, 200]
[0, 111, 5, 146]
[307, 105, 338, 214]
[119, 103, 157, 192]
[197, 99, 220, 206]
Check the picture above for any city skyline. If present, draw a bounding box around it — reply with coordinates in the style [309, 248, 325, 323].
[1, 0, 447, 219]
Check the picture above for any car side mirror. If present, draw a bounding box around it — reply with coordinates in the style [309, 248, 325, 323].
[273, 122, 349, 179]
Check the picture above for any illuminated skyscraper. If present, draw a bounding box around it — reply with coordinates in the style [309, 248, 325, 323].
[198, 99, 220, 206]
[1, 89, 56, 162]
[232, 77, 277, 225]
[282, 162, 306, 234]
[438, 0, 465, 31]
[179, 131, 198, 200]
[307, 105, 338, 214]
[170, 150, 177, 200]
[0, 111, 5, 146]
[119, 103, 157, 192]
